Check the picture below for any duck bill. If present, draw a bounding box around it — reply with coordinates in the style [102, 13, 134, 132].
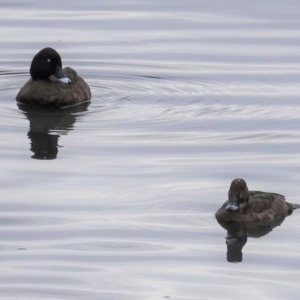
[55, 66, 71, 84]
[226, 203, 239, 212]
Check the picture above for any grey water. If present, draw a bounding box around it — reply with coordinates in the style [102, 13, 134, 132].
[1, 0, 300, 299]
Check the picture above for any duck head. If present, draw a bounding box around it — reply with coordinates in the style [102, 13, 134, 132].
[226, 178, 249, 213]
[30, 47, 71, 84]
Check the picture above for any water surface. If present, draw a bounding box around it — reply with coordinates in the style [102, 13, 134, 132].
[1, 0, 300, 299]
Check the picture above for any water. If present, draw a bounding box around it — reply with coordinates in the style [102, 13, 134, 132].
[1, 0, 300, 299]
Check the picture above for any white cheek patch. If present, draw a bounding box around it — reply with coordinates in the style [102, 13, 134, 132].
[59, 77, 71, 84]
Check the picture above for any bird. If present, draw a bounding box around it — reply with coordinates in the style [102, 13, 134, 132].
[215, 178, 300, 223]
[16, 47, 91, 107]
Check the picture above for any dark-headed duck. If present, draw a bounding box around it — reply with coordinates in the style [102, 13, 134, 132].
[215, 178, 300, 223]
[16, 47, 91, 107]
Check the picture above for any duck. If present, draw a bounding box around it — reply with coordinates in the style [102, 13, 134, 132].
[215, 178, 300, 223]
[16, 47, 91, 107]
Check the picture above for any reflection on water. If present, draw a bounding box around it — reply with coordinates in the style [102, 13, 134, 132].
[17, 102, 90, 159]
[1, 0, 300, 299]
[217, 216, 289, 263]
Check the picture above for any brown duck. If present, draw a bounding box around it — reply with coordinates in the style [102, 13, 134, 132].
[16, 47, 91, 107]
[216, 178, 300, 223]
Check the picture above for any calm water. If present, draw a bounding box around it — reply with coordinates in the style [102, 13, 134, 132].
[1, 0, 300, 299]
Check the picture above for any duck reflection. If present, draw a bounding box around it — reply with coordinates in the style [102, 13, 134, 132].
[216, 178, 300, 262]
[217, 217, 285, 262]
[18, 102, 89, 159]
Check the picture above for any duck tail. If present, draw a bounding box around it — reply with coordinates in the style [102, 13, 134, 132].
[291, 203, 300, 210]
[286, 202, 300, 215]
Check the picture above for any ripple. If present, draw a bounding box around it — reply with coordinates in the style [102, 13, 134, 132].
[1, 1, 300, 299]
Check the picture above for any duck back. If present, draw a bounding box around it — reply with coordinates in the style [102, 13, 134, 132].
[16, 67, 91, 107]
[216, 191, 296, 223]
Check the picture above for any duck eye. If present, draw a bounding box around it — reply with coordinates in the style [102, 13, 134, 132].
[47, 58, 51, 63]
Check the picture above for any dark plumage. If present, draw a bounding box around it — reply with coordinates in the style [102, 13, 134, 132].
[215, 178, 300, 223]
[16, 47, 91, 107]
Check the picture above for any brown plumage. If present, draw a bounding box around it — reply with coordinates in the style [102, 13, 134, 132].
[16, 48, 91, 107]
[215, 178, 300, 223]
